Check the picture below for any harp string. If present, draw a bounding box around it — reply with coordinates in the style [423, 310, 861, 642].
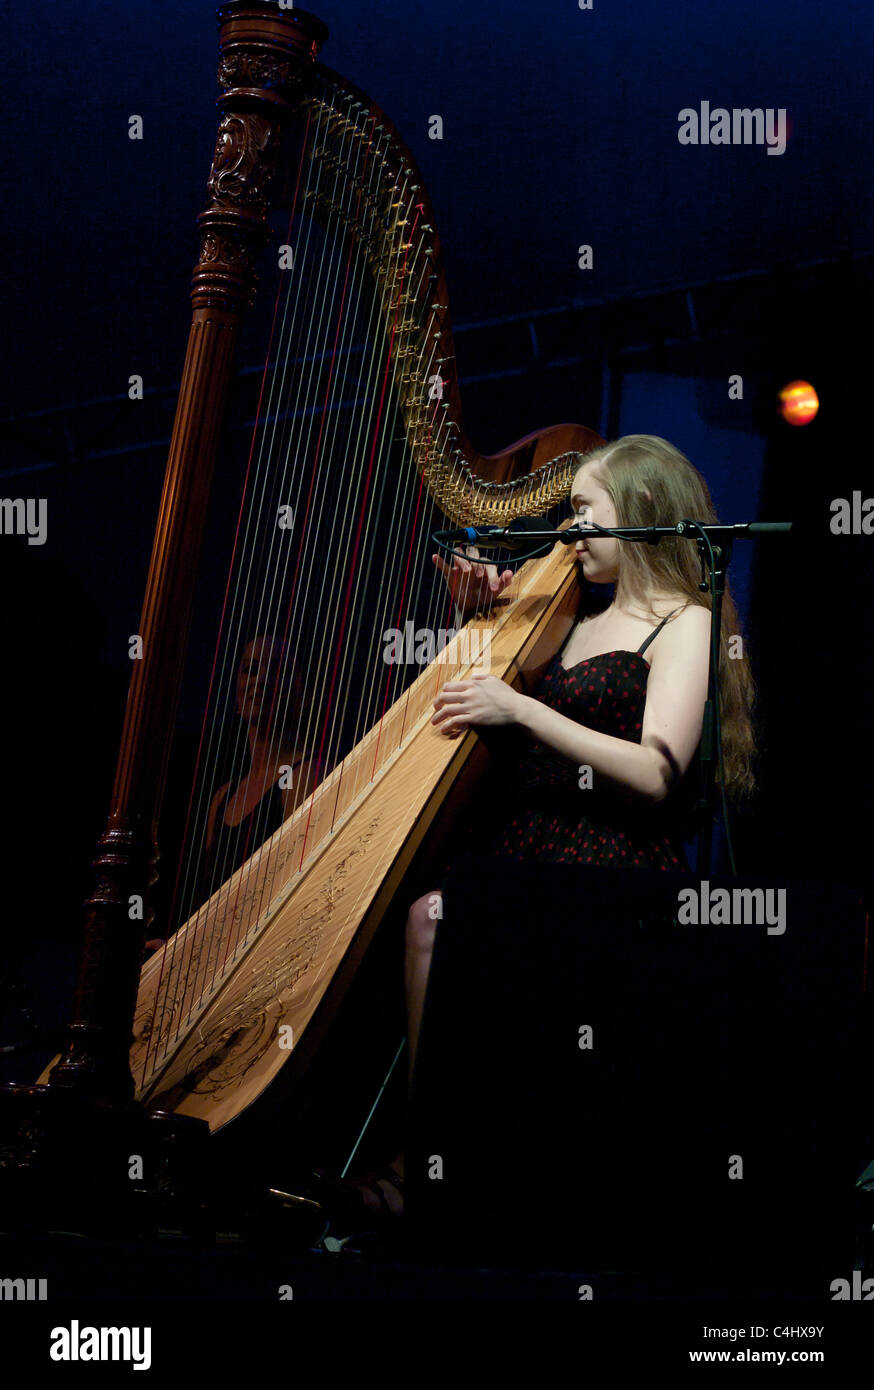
[371, 250, 452, 767]
[277, 137, 437, 831]
[138, 73, 508, 1084]
[320, 190, 429, 809]
[187, 89, 370, 995]
[143, 89, 345, 1066]
[330, 151, 468, 782]
[280, 98, 466, 821]
[343, 245, 458, 793]
[154, 92, 408, 1057]
[284, 114, 401, 841]
[222, 94, 374, 874]
[138, 93, 330, 1077]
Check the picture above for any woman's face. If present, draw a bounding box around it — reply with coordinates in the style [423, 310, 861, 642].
[236, 637, 279, 725]
[569, 461, 620, 583]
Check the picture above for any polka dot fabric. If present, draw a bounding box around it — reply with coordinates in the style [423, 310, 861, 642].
[481, 650, 690, 872]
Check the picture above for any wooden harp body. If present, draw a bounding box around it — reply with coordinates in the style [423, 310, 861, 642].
[45, 2, 603, 1135]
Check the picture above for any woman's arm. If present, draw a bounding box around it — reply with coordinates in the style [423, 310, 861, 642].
[279, 755, 322, 815]
[516, 605, 711, 801]
[432, 605, 711, 803]
[205, 781, 229, 850]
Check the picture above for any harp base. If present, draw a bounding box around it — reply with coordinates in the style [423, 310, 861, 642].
[0, 1083, 212, 1242]
[0, 1084, 330, 1250]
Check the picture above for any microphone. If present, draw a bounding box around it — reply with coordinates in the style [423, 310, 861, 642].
[739, 521, 793, 534]
[433, 516, 582, 551]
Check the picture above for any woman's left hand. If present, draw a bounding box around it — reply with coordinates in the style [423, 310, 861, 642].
[431, 674, 524, 736]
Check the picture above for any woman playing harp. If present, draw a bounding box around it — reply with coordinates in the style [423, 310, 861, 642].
[335, 433, 757, 1223]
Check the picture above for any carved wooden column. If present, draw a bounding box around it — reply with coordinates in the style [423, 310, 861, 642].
[47, 3, 329, 1101]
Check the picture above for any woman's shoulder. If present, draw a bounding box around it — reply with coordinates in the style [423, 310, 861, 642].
[669, 599, 709, 626]
[209, 779, 231, 809]
[628, 593, 706, 628]
[649, 595, 709, 627]
[648, 599, 711, 664]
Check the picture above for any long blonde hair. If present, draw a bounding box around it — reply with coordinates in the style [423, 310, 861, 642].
[580, 434, 756, 800]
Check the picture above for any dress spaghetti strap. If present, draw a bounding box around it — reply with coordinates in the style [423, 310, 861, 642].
[636, 607, 684, 657]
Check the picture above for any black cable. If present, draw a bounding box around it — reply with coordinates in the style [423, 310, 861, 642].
[682, 520, 738, 876]
[429, 533, 556, 568]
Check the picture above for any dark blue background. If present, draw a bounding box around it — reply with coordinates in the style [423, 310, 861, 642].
[5, 0, 871, 411]
[1, 2, 871, 1067]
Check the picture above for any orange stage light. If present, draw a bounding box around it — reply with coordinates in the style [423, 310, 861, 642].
[778, 379, 819, 426]
[778, 378, 817, 425]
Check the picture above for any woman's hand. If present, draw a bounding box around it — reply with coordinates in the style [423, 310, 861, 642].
[431, 674, 525, 736]
[432, 546, 513, 614]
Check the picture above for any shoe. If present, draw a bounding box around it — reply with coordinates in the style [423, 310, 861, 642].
[348, 1165, 404, 1221]
[311, 1163, 404, 1230]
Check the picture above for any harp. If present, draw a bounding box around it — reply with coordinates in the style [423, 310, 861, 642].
[39, 2, 603, 1148]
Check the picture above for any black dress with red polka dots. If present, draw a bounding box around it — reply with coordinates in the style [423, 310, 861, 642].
[475, 611, 697, 872]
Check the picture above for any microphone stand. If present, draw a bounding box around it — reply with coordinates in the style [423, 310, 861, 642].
[651, 519, 790, 876]
[687, 521, 731, 877]
[433, 517, 791, 875]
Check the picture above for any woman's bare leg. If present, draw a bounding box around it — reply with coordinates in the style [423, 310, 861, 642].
[353, 891, 440, 1211]
[382, 890, 441, 1186]
[404, 890, 441, 1089]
